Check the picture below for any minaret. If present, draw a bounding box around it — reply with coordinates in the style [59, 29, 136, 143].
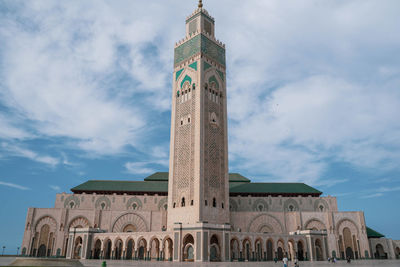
[167, 1, 229, 257]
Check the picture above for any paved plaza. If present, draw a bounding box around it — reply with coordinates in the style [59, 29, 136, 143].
[1, 258, 399, 267]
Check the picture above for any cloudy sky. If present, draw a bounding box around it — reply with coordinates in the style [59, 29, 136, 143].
[0, 0, 399, 253]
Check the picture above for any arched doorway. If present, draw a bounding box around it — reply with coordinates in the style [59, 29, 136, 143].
[163, 238, 173, 261]
[315, 239, 323, 261]
[73, 237, 83, 259]
[210, 235, 220, 261]
[37, 224, 50, 257]
[93, 240, 101, 259]
[343, 227, 354, 259]
[395, 247, 400, 259]
[266, 239, 274, 261]
[375, 244, 386, 259]
[277, 240, 285, 260]
[114, 239, 123, 260]
[243, 239, 251, 261]
[104, 239, 112, 260]
[230, 239, 239, 261]
[346, 247, 354, 260]
[255, 239, 263, 261]
[183, 234, 194, 261]
[150, 238, 160, 260]
[277, 247, 284, 261]
[37, 244, 46, 257]
[137, 238, 147, 260]
[297, 241, 304, 261]
[126, 239, 134, 260]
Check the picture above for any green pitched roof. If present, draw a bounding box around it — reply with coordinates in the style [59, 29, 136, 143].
[366, 227, 385, 238]
[144, 172, 169, 181]
[229, 182, 322, 195]
[71, 172, 321, 196]
[229, 173, 251, 183]
[71, 180, 168, 194]
[144, 172, 250, 183]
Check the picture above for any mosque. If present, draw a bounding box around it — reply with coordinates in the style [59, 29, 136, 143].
[21, 1, 400, 262]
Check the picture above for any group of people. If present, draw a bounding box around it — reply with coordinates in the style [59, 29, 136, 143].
[328, 257, 337, 263]
[281, 256, 299, 267]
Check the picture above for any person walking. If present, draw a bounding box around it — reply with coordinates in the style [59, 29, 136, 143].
[282, 256, 288, 267]
[294, 257, 299, 267]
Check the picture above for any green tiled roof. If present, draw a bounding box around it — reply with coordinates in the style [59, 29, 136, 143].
[71, 180, 168, 194]
[229, 182, 322, 195]
[144, 172, 250, 183]
[366, 227, 385, 238]
[72, 172, 321, 196]
[144, 172, 169, 181]
[228, 173, 251, 183]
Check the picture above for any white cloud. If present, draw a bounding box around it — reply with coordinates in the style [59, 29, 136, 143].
[0, 181, 30, 190]
[360, 193, 384, 199]
[125, 162, 155, 175]
[1, 142, 59, 166]
[49, 185, 61, 191]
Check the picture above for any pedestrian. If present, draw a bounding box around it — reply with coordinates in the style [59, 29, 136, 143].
[294, 257, 299, 267]
[282, 256, 288, 267]
[274, 257, 278, 263]
[333, 257, 336, 263]
[328, 257, 331, 262]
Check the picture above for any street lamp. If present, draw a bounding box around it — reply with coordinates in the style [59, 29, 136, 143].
[17, 247, 20, 256]
[2, 246, 5, 256]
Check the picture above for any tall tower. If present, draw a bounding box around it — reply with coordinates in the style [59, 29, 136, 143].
[167, 0, 229, 232]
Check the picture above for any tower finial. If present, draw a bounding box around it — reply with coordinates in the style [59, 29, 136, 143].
[198, 0, 203, 8]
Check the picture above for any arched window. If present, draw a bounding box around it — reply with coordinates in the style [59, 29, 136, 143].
[319, 205, 324, 212]
[173, 203, 176, 208]
[192, 83, 196, 90]
[181, 197, 185, 207]
[69, 202, 75, 209]
[205, 83, 208, 90]
[132, 203, 137, 210]
[190, 200, 194, 206]
[212, 198, 216, 207]
[164, 204, 168, 211]
[289, 205, 294, 211]
[205, 200, 208, 206]
[221, 202, 224, 209]
[258, 204, 263, 211]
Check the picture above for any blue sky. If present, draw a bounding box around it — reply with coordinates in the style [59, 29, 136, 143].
[1, 0, 400, 254]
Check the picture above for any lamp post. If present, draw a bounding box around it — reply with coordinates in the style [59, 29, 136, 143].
[2, 246, 5, 256]
[17, 247, 20, 256]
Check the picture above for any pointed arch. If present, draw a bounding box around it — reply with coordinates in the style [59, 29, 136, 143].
[283, 199, 299, 211]
[304, 218, 326, 231]
[95, 196, 111, 210]
[126, 197, 143, 210]
[63, 195, 80, 209]
[180, 75, 192, 89]
[248, 213, 284, 233]
[68, 216, 90, 229]
[111, 212, 148, 232]
[34, 215, 57, 233]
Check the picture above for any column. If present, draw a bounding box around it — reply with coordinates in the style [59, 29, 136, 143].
[307, 236, 314, 261]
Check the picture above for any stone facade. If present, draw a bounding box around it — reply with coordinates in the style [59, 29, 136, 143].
[20, 2, 399, 262]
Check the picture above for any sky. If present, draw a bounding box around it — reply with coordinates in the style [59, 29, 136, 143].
[0, 0, 400, 254]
